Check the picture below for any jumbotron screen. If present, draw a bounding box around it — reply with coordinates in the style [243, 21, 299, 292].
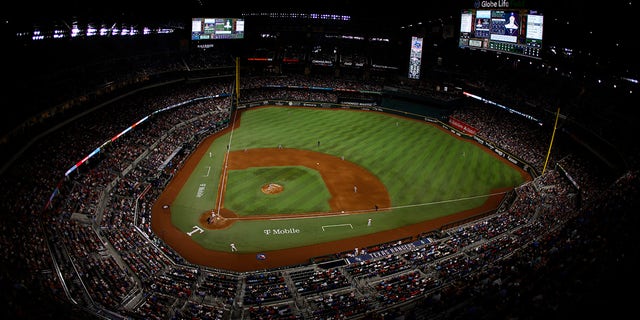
[458, 8, 543, 58]
[191, 18, 245, 40]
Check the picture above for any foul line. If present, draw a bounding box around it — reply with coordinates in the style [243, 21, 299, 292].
[271, 213, 349, 221]
[222, 190, 510, 222]
[216, 108, 240, 214]
[389, 191, 508, 210]
[264, 191, 510, 221]
[322, 224, 353, 231]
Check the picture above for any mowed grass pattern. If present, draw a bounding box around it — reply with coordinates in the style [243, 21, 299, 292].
[173, 106, 528, 252]
[230, 107, 523, 207]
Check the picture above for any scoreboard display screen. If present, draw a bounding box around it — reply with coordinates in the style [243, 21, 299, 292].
[191, 18, 245, 40]
[458, 8, 543, 59]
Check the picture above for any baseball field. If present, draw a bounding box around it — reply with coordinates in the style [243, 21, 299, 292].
[151, 106, 530, 271]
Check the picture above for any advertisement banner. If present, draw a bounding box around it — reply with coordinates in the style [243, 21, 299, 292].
[449, 116, 478, 136]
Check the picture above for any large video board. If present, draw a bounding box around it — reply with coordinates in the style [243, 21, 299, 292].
[458, 8, 543, 59]
[191, 18, 245, 40]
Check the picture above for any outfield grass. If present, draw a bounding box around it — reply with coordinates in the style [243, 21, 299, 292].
[170, 106, 527, 252]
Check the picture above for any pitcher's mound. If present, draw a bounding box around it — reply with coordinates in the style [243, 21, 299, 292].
[261, 183, 284, 194]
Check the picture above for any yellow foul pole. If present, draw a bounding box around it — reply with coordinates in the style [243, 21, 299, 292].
[235, 57, 240, 105]
[542, 107, 560, 174]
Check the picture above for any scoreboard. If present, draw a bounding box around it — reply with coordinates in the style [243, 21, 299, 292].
[458, 8, 543, 59]
[191, 18, 245, 40]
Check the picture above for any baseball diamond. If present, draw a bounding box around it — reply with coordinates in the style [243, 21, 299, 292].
[151, 105, 530, 271]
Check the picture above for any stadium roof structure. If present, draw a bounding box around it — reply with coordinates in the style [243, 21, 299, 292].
[4, 1, 462, 25]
